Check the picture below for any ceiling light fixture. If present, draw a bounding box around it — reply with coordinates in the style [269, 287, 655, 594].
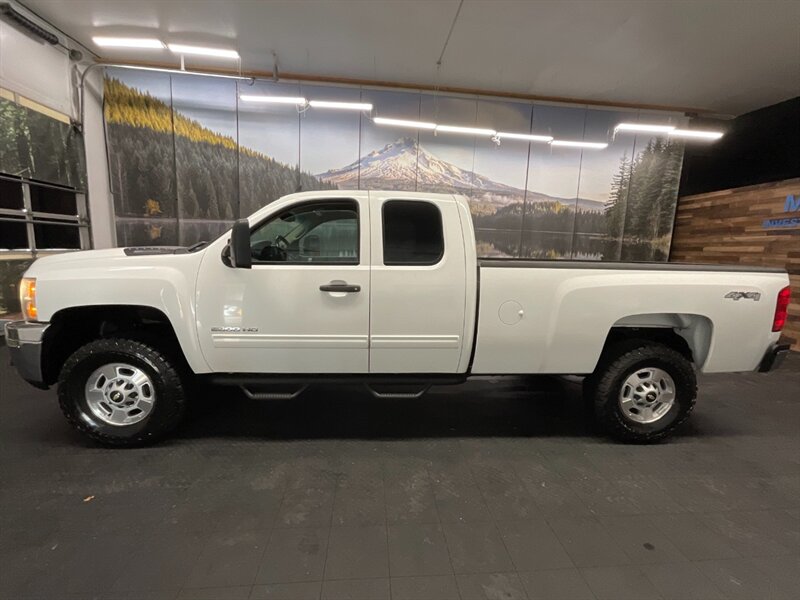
[105, 64, 252, 80]
[436, 124, 496, 136]
[167, 43, 240, 59]
[239, 95, 307, 105]
[308, 100, 373, 111]
[92, 37, 165, 49]
[496, 132, 554, 142]
[374, 117, 437, 130]
[551, 140, 609, 149]
[614, 123, 676, 133]
[668, 129, 724, 140]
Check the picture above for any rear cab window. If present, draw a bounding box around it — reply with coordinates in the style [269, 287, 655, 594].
[382, 200, 444, 266]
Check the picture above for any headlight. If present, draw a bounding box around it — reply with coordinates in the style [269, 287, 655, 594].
[20, 277, 37, 321]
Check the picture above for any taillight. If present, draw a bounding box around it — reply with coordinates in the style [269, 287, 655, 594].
[772, 286, 790, 332]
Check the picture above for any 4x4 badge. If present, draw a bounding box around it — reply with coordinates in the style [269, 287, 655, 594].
[724, 291, 761, 301]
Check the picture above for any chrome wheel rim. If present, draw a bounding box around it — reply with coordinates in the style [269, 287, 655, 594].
[84, 363, 155, 426]
[618, 367, 676, 424]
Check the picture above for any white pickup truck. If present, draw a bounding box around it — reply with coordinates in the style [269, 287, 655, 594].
[5, 191, 791, 446]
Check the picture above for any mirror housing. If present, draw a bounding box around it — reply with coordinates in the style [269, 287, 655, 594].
[228, 219, 252, 269]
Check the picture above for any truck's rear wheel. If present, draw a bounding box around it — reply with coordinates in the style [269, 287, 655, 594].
[588, 341, 696, 443]
[57, 338, 187, 447]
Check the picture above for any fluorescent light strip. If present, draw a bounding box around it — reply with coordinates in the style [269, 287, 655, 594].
[497, 131, 553, 142]
[374, 117, 437, 130]
[308, 100, 373, 111]
[668, 129, 724, 140]
[615, 122, 676, 133]
[107, 64, 252, 80]
[93, 37, 165, 49]
[436, 124, 496, 136]
[551, 140, 608, 149]
[240, 95, 307, 105]
[167, 43, 239, 59]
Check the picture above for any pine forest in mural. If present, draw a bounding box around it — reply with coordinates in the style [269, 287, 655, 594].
[104, 68, 685, 260]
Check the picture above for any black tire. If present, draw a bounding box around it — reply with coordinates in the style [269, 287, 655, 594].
[57, 338, 187, 447]
[588, 341, 696, 443]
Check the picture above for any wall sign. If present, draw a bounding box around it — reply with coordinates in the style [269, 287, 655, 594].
[763, 194, 800, 229]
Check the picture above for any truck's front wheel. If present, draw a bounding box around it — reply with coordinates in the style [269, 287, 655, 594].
[57, 338, 187, 447]
[588, 341, 697, 443]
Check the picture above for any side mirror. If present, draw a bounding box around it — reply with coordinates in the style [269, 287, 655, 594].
[228, 219, 252, 269]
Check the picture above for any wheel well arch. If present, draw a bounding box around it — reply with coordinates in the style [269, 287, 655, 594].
[41, 305, 190, 385]
[600, 313, 713, 369]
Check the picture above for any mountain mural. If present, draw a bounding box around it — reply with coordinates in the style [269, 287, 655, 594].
[103, 69, 683, 261]
[317, 137, 606, 214]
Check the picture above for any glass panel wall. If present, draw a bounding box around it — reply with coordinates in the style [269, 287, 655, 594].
[0, 176, 89, 319]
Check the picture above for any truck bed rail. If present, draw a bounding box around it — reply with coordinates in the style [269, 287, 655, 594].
[478, 259, 786, 273]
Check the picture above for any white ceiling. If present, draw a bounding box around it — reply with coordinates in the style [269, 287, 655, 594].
[22, 0, 800, 116]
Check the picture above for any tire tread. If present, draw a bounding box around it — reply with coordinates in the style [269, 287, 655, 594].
[591, 341, 697, 443]
[57, 337, 187, 447]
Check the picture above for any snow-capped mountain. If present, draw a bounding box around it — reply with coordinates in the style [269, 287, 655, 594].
[316, 137, 605, 212]
[317, 136, 502, 192]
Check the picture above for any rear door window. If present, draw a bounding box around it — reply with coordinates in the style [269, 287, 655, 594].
[382, 200, 444, 265]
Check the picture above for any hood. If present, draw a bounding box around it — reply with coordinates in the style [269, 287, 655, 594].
[24, 246, 200, 278]
[28, 248, 127, 269]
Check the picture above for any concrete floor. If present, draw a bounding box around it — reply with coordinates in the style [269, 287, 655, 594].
[1, 344, 798, 600]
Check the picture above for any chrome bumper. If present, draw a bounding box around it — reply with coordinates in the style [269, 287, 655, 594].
[758, 342, 791, 373]
[4, 320, 49, 388]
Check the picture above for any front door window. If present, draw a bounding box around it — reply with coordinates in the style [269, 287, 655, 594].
[249, 200, 359, 264]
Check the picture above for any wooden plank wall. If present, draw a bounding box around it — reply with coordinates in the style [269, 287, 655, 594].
[670, 178, 800, 350]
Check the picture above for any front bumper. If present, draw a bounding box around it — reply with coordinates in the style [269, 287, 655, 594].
[758, 341, 791, 373]
[4, 320, 49, 388]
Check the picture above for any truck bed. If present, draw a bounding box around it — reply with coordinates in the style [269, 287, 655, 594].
[472, 259, 788, 375]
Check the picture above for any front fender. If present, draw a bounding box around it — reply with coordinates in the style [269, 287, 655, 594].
[27, 251, 210, 373]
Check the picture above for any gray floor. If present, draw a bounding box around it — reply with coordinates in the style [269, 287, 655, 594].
[1, 344, 798, 600]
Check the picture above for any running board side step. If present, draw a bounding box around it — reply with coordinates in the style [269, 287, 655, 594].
[209, 374, 465, 386]
[240, 384, 308, 400]
[364, 383, 431, 399]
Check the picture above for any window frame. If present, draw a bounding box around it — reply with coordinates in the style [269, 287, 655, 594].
[0, 174, 90, 254]
[249, 198, 361, 266]
[381, 199, 445, 267]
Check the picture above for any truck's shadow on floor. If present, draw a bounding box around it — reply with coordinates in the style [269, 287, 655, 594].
[177, 376, 611, 441]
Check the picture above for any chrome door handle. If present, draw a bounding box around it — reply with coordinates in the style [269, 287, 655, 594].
[319, 283, 361, 293]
